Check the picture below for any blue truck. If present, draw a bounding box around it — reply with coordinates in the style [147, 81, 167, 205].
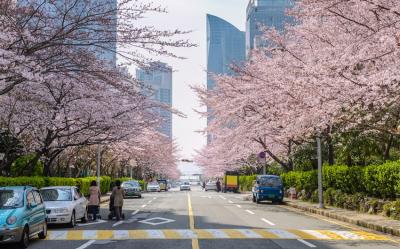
[252, 175, 284, 204]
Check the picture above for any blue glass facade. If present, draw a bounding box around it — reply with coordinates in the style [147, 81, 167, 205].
[206, 14, 245, 143]
[246, 0, 293, 57]
[207, 14, 246, 90]
[136, 63, 173, 138]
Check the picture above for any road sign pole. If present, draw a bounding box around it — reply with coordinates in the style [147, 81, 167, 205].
[317, 136, 324, 209]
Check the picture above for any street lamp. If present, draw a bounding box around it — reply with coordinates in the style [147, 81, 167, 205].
[96, 145, 101, 188]
[316, 133, 324, 209]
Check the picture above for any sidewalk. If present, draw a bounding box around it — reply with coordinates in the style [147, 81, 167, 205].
[285, 198, 400, 237]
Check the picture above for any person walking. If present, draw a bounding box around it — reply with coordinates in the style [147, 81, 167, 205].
[111, 180, 125, 221]
[216, 179, 221, 192]
[88, 180, 101, 221]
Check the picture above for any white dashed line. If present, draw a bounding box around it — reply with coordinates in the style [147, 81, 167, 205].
[131, 210, 139, 216]
[141, 204, 147, 208]
[261, 218, 275, 226]
[112, 220, 124, 227]
[236, 205, 242, 208]
[297, 239, 317, 248]
[76, 240, 96, 249]
[219, 195, 226, 200]
[228, 200, 233, 203]
[153, 197, 157, 200]
[245, 210, 255, 215]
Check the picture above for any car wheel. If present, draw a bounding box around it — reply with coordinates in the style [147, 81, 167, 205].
[81, 209, 88, 223]
[256, 195, 261, 204]
[38, 222, 47, 239]
[19, 226, 29, 249]
[69, 211, 76, 228]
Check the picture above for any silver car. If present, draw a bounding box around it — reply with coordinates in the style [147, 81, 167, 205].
[40, 186, 88, 227]
[205, 181, 217, 191]
[180, 182, 191, 191]
[122, 181, 142, 198]
[147, 182, 160, 192]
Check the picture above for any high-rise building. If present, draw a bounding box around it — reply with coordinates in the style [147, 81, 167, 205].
[246, 0, 293, 57]
[207, 14, 246, 90]
[206, 15, 245, 143]
[136, 63, 173, 138]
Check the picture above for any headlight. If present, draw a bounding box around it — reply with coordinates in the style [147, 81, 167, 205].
[279, 190, 283, 194]
[53, 208, 69, 214]
[7, 216, 17, 225]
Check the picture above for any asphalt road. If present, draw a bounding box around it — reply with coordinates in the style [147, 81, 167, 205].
[2, 186, 399, 249]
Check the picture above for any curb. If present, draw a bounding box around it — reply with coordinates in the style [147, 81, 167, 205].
[285, 200, 400, 237]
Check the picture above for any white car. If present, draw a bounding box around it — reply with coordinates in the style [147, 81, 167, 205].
[180, 182, 191, 191]
[205, 181, 217, 191]
[40, 186, 88, 227]
[147, 182, 161, 192]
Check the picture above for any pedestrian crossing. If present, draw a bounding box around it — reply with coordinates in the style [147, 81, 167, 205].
[46, 228, 389, 241]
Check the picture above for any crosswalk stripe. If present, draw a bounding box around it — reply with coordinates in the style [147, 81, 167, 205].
[46, 229, 390, 241]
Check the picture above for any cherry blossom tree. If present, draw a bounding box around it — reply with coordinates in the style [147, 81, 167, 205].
[195, 0, 400, 175]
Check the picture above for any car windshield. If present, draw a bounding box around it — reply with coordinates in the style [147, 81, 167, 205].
[122, 182, 137, 188]
[183, 182, 190, 185]
[40, 188, 72, 201]
[0, 190, 23, 209]
[149, 182, 158, 186]
[259, 177, 282, 187]
[207, 181, 216, 185]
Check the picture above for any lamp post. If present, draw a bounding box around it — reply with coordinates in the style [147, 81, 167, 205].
[316, 134, 324, 209]
[96, 145, 101, 188]
[258, 151, 266, 175]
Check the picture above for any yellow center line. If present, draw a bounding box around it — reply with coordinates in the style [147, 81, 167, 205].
[188, 193, 200, 249]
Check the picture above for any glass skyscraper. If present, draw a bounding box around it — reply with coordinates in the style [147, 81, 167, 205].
[206, 14, 245, 143]
[246, 0, 293, 57]
[136, 63, 173, 139]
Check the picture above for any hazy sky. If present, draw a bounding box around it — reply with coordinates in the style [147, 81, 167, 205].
[134, 0, 248, 159]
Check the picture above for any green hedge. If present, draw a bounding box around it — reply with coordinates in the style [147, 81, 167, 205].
[0, 176, 111, 196]
[239, 175, 256, 192]
[281, 160, 400, 199]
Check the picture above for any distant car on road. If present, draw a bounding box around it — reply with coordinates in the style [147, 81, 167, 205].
[147, 182, 161, 192]
[205, 181, 217, 191]
[0, 186, 47, 248]
[122, 181, 142, 198]
[40, 186, 88, 227]
[180, 182, 191, 191]
[252, 175, 284, 204]
[157, 179, 168, 191]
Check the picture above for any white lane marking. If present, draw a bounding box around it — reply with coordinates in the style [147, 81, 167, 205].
[131, 210, 140, 216]
[302, 230, 331, 239]
[148, 200, 153, 204]
[82, 230, 97, 240]
[219, 195, 226, 200]
[297, 239, 317, 248]
[77, 219, 107, 227]
[236, 204, 242, 208]
[153, 197, 157, 200]
[112, 220, 124, 227]
[261, 218, 275, 226]
[228, 200, 233, 203]
[268, 229, 299, 239]
[147, 230, 165, 238]
[237, 229, 263, 238]
[141, 204, 147, 208]
[76, 240, 96, 249]
[113, 230, 129, 239]
[332, 230, 363, 240]
[245, 210, 255, 215]
[48, 230, 67, 240]
[205, 229, 229, 238]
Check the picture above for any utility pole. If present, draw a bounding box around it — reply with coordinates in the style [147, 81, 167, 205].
[96, 145, 101, 188]
[317, 135, 324, 208]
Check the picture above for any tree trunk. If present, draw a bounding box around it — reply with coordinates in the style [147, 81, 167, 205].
[384, 134, 394, 161]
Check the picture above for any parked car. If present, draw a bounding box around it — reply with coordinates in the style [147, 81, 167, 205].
[252, 175, 284, 204]
[122, 181, 142, 198]
[0, 186, 47, 248]
[40, 186, 87, 227]
[147, 182, 161, 192]
[205, 181, 217, 191]
[157, 179, 168, 191]
[180, 182, 191, 191]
